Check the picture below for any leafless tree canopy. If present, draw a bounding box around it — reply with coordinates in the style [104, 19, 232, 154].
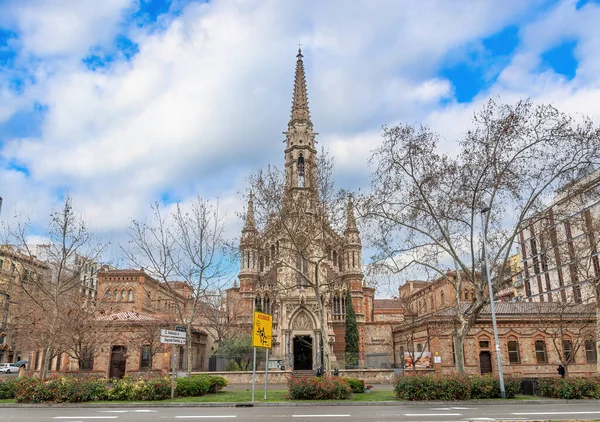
[363, 100, 600, 372]
[125, 196, 234, 376]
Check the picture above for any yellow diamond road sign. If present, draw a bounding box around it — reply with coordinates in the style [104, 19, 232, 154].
[252, 311, 272, 349]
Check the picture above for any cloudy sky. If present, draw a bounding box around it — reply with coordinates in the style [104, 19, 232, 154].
[1, 0, 600, 253]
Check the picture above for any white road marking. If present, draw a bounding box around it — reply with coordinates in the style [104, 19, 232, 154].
[405, 414, 462, 417]
[134, 410, 158, 412]
[175, 417, 237, 419]
[451, 407, 471, 410]
[100, 411, 127, 413]
[292, 416, 350, 418]
[53, 418, 119, 420]
[513, 411, 600, 415]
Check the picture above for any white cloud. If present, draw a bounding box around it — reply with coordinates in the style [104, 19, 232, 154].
[1, 0, 600, 272]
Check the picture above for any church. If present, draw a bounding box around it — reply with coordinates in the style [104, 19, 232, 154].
[226, 49, 404, 372]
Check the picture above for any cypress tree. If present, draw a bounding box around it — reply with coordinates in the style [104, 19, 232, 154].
[344, 285, 359, 368]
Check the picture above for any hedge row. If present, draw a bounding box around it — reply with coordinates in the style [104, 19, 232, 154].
[287, 376, 352, 400]
[394, 374, 521, 400]
[538, 377, 600, 399]
[0, 375, 227, 403]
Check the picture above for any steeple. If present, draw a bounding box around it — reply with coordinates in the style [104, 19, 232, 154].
[290, 48, 311, 127]
[243, 191, 256, 233]
[344, 196, 358, 235]
[284, 48, 318, 192]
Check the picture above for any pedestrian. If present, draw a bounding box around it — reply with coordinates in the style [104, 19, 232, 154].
[557, 364, 565, 378]
[18, 364, 26, 378]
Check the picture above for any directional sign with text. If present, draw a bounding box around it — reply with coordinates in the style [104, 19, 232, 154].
[160, 336, 186, 345]
[161, 329, 186, 339]
[252, 311, 272, 349]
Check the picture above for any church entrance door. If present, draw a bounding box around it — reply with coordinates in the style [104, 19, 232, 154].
[293, 335, 313, 370]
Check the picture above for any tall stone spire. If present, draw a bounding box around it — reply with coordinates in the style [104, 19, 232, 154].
[345, 196, 358, 234]
[243, 191, 256, 233]
[290, 48, 311, 127]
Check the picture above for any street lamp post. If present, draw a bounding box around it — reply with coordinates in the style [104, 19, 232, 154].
[480, 207, 506, 399]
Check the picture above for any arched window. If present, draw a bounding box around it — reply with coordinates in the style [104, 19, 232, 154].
[563, 339, 575, 363]
[264, 294, 271, 314]
[271, 245, 275, 261]
[254, 296, 261, 311]
[113, 290, 118, 301]
[298, 154, 305, 187]
[105, 290, 111, 300]
[120, 290, 126, 301]
[585, 339, 597, 363]
[440, 291, 445, 305]
[333, 251, 338, 267]
[259, 256, 264, 272]
[128, 289, 133, 302]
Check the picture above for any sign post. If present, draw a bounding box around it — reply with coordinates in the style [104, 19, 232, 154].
[160, 329, 187, 399]
[251, 311, 272, 402]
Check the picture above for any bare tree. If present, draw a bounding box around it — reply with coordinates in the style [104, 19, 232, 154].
[125, 196, 234, 376]
[246, 147, 348, 374]
[198, 287, 244, 350]
[536, 301, 595, 376]
[3, 196, 105, 379]
[364, 100, 600, 372]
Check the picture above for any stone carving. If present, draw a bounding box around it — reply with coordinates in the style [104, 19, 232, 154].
[311, 303, 319, 313]
[292, 312, 313, 330]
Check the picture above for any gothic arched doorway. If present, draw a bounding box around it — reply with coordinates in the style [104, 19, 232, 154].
[293, 335, 313, 370]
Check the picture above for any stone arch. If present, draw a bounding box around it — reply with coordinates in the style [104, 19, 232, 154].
[290, 307, 317, 331]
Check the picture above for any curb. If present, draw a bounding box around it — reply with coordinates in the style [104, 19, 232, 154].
[1, 399, 598, 408]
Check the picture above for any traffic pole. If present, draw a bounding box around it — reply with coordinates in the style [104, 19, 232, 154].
[264, 348, 269, 400]
[171, 344, 176, 399]
[252, 347, 257, 402]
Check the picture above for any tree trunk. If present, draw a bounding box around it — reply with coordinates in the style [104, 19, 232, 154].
[314, 265, 330, 375]
[596, 291, 600, 374]
[453, 328, 467, 374]
[41, 345, 51, 380]
[187, 325, 193, 377]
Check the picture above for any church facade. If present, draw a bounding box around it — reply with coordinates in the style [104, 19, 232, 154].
[226, 50, 403, 371]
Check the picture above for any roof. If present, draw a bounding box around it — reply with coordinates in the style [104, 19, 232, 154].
[433, 301, 594, 317]
[374, 299, 404, 311]
[97, 311, 157, 322]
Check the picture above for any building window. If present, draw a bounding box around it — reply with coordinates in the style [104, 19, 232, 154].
[120, 290, 126, 301]
[535, 340, 547, 363]
[113, 291, 118, 301]
[128, 290, 133, 301]
[440, 291, 445, 305]
[105, 290, 112, 300]
[585, 340, 597, 364]
[417, 344, 422, 353]
[479, 340, 490, 349]
[34, 352, 40, 370]
[333, 251, 337, 267]
[55, 353, 61, 371]
[140, 346, 152, 369]
[563, 339, 575, 363]
[80, 348, 94, 370]
[507, 340, 520, 364]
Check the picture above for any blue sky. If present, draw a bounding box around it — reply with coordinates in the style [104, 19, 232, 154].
[1, 0, 600, 253]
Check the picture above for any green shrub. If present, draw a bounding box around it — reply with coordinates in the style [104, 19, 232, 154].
[225, 360, 241, 371]
[208, 375, 228, 393]
[132, 377, 170, 401]
[175, 375, 212, 397]
[342, 377, 365, 393]
[394, 374, 522, 401]
[287, 376, 352, 400]
[107, 376, 136, 401]
[15, 377, 45, 403]
[73, 378, 108, 402]
[0, 377, 19, 399]
[538, 377, 600, 399]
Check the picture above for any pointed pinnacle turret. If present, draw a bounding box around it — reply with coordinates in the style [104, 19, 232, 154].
[345, 196, 358, 234]
[290, 48, 311, 126]
[243, 191, 256, 232]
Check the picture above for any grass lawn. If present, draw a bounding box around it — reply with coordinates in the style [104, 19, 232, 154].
[168, 390, 396, 403]
[0, 392, 538, 404]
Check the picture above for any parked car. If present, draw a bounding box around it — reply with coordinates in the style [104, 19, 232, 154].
[0, 363, 19, 373]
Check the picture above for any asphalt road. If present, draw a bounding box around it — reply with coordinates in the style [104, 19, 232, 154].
[2, 403, 600, 422]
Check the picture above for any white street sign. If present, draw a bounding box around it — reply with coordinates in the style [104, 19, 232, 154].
[161, 329, 186, 339]
[160, 336, 186, 345]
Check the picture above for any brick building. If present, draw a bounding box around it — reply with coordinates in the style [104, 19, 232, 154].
[393, 274, 597, 376]
[226, 49, 403, 371]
